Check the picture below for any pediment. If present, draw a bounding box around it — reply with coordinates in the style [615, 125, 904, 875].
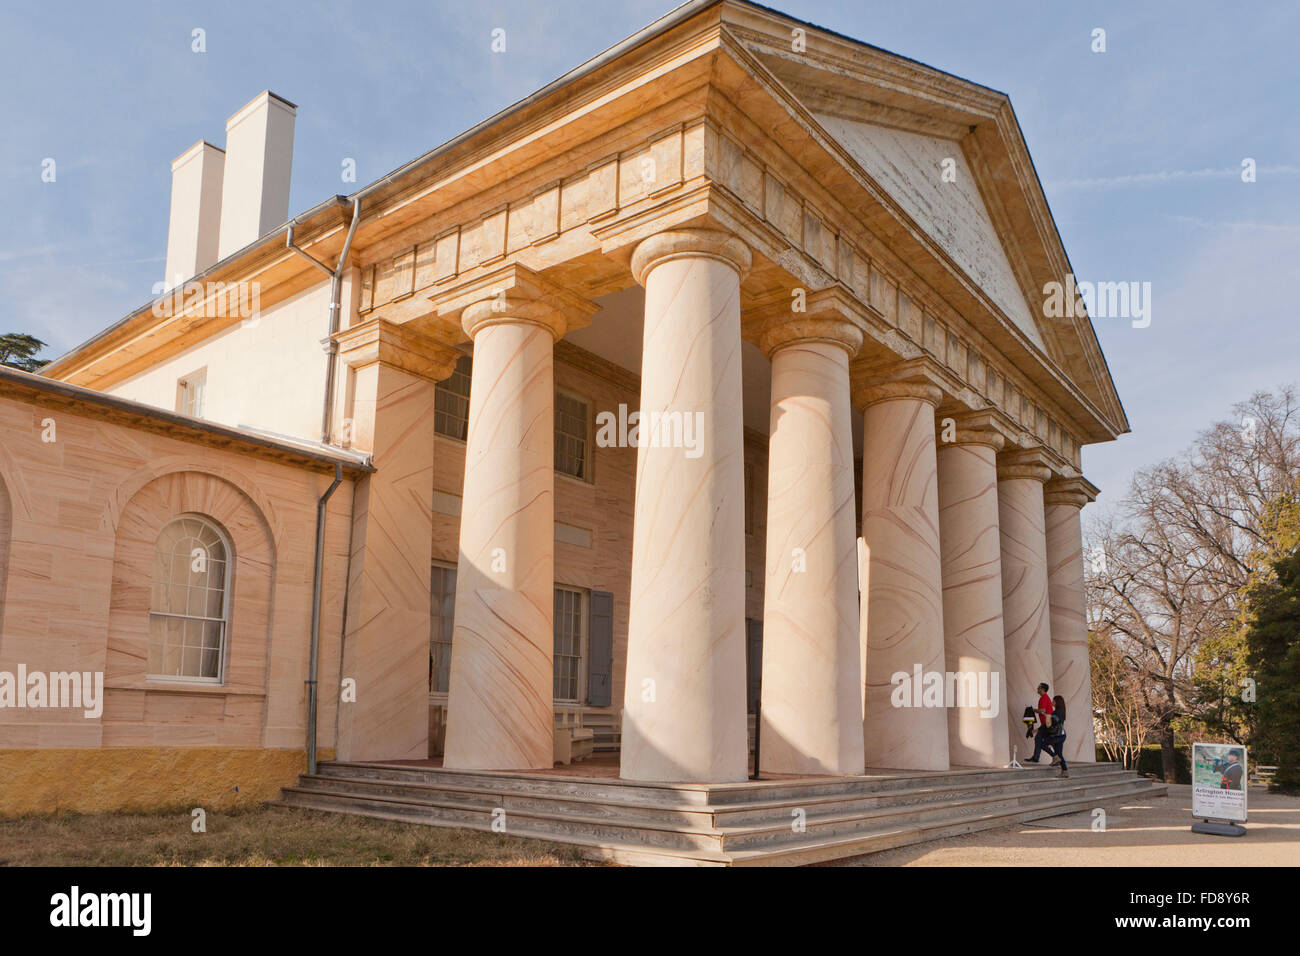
[717, 0, 1128, 436]
[810, 114, 1046, 353]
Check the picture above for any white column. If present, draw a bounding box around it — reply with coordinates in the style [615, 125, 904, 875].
[936, 427, 1011, 767]
[860, 383, 949, 771]
[1045, 477, 1097, 763]
[997, 453, 1055, 756]
[442, 296, 568, 770]
[334, 320, 459, 762]
[620, 229, 751, 783]
[759, 318, 864, 776]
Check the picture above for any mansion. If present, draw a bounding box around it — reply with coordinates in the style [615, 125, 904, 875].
[0, 0, 1125, 816]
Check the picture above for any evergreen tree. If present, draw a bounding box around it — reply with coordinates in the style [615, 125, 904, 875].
[0, 333, 47, 372]
[1243, 547, 1300, 792]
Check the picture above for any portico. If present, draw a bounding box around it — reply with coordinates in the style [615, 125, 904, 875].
[329, 0, 1125, 778]
[277, 0, 1120, 782]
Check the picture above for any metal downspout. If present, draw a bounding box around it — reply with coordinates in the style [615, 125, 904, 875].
[287, 195, 361, 445]
[306, 462, 345, 775]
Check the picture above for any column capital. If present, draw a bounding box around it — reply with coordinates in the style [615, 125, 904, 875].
[996, 446, 1054, 483]
[630, 228, 752, 285]
[745, 286, 867, 359]
[758, 316, 863, 359]
[858, 380, 943, 410]
[335, 318, 462, 383]
[429, 262, 598, 342]
[851, 355, 952, 408]
[1044, 475, 1100, 509]
[937, 414, 1005, 452]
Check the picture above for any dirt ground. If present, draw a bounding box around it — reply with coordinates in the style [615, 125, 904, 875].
[0, 805, 599, 866]
[838, 785, 1300, 866]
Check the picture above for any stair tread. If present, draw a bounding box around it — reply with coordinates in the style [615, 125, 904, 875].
[279, 787, 725, 837]
[714, 778, 1159, 836]
[278, 763, 1166, 865]
[304, 765, 1134, 816]
[286, 772, 1138, 831]
[726, 782, 1167, 863]
[271, 796, 733, 865]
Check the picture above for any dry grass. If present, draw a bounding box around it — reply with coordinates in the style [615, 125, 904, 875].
[0, 804, 604, 867]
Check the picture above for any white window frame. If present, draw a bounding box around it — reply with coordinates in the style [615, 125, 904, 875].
[176, 367, 208, 419]
[553, 585, 588, 704]
[147, 513, 231, 684]
[554, 389, 593, 483]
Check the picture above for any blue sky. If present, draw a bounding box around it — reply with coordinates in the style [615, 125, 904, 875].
[2, 0, 1297, 505]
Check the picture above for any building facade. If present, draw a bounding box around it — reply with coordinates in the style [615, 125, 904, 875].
[0, 0, 1125, 812]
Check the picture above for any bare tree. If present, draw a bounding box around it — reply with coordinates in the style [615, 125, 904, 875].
[1089, 630, 1153, 769]
[1086, 386, 1300, 782]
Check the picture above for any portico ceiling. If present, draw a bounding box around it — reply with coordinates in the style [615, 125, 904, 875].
[565, 285, 789, 444]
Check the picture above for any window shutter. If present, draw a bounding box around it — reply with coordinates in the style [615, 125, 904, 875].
[746, 618, 763, 714]
[586, 590, 614, 706]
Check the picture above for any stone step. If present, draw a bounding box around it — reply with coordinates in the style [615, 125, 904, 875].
[727, 780, 1169, 866]
[705, 762, 1120, 806]
[277, 762, 1166, 864]
[718, 777, 1155, 853]
[317, 761, 716, 807]
[270, 798, 732, 866]
[315, 759, 1123, 809]
[292, 773, 719, 828]
[279, 785, 728, 853]
[711, 767, 1137, 826]
[294, 764, 1136, 834]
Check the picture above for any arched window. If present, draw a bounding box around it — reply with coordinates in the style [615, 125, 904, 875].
[148, 515, 230, 681]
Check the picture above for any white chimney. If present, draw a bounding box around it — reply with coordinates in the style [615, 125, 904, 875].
[216, 91, 296, 260]
[163, 140, 225, 288]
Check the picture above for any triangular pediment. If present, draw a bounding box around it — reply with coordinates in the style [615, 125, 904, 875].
[716, 0, 1128, 438]
[811, 114, 1045, 352]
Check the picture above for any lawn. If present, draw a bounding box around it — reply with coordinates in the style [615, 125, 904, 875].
[0, 805, 603, 867]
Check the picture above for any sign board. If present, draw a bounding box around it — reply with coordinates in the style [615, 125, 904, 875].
[1191, 742, 1248, 823]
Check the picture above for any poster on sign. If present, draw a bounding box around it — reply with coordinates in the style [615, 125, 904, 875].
[1191, 742, 1248, 823]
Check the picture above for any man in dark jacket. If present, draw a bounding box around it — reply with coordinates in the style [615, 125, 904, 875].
[1220, 751, 1244, 790]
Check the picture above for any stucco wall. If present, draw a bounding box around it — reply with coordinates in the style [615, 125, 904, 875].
[106, 279, 336, 441]
[0, 387, 354, 813]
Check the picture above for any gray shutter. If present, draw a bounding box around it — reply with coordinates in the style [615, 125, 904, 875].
[586, 590, 614, 706]
[746, 618, 763, 714]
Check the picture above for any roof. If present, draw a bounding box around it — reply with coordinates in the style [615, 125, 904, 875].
[39, 0, 1126, 442]
[0, 364, 373, 475]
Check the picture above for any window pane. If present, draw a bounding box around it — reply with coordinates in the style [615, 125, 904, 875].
[434, 356, 472, 440]
[149, 516, 228, 681]
[430, 565, 457, 693]
[554, 393, 589, 480]
[200, 648, 220, 680]
[553, 587, 583, 701]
